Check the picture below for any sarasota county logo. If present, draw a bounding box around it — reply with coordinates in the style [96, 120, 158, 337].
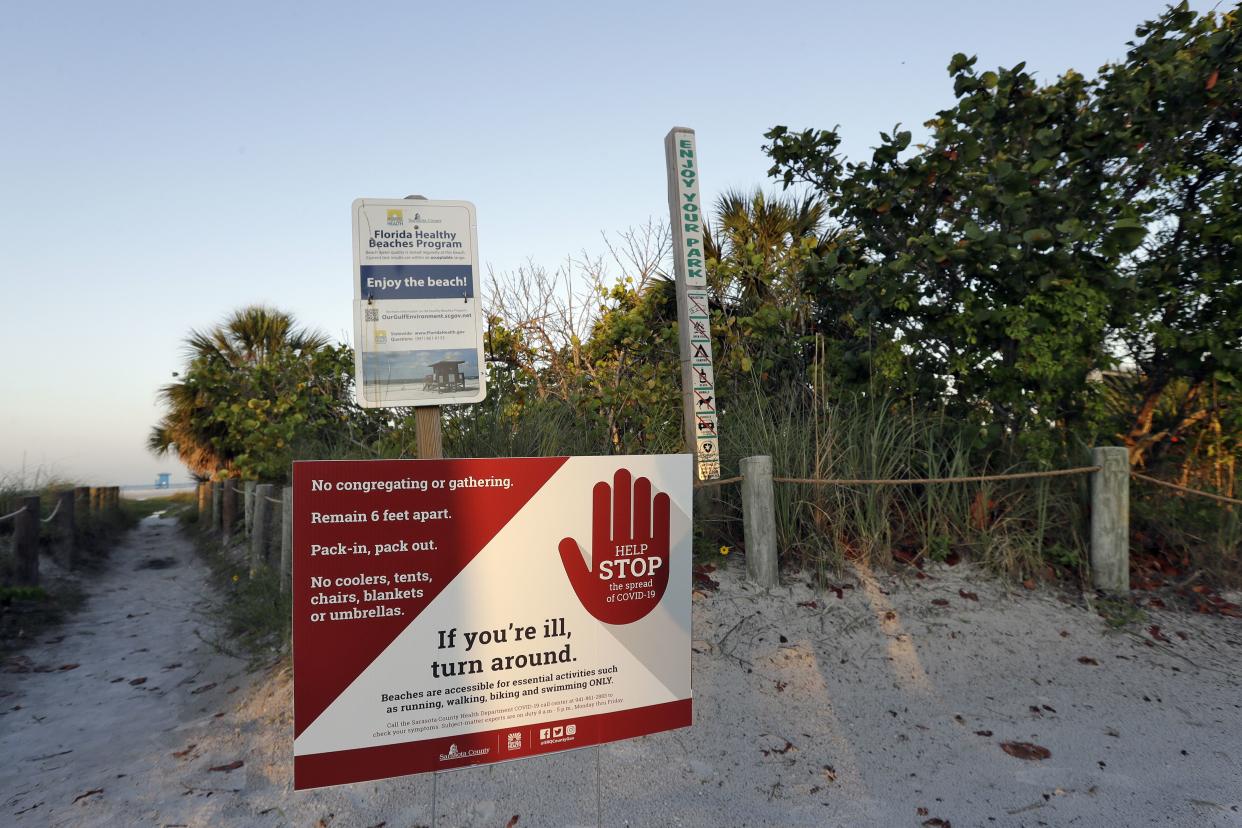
[438, 742, 490, 762]
[386, 209, 403, 226]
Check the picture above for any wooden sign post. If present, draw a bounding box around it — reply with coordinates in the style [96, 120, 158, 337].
[415, 405, 442, 459]
[665, 127, 721, 482]
[408, 195, 442, 461]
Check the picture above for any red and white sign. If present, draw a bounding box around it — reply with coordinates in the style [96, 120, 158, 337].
[292, 455, 692, 790]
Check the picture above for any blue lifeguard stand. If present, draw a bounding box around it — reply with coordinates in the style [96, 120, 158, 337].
[155, 473, 171, 489]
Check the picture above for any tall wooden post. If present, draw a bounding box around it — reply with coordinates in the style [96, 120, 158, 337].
[13, 496, 40, 586]
[741, 456, 778, 588]
[1090, 446, 1130, 593]
[665, 127, 721, 484]
[406, 194, 445, 462]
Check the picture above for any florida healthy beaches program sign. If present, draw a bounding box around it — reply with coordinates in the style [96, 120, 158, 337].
[292, 455, 692, 790]
[351, 198, 487, 407]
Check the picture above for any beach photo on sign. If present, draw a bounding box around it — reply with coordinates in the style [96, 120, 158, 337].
[361, 349, 480, 402]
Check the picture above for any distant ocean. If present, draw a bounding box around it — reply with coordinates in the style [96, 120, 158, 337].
[121, 482, 197, 499]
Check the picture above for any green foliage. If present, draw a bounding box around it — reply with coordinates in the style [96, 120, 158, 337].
[198, 540, 291, 659]
[0, 585, 47, 603]
[0, 580, 82, 656]
[711, 382, 1089, 580]
[145, 4, 1241, 587]
[765, 62, 1122, 462]
[1099, 5, 1242, 465]
[151, 306, 392, 482]
[1096, 595, 1147, 629]
[563, 277, 683, 452]
[1131, 481, 1242, 586]
[705, 189, 839, 394]
[764, 2, 1242, 470]
[446, 277, 684, 459]
[445, 394, 617, 459]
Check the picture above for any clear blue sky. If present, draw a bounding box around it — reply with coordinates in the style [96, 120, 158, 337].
[0, 0, 1214, 486]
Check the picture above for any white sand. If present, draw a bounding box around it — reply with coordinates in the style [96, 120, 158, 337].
[3, 515, 1241, 827]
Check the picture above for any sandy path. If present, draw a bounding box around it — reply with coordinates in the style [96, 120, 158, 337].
[3, 516, 1242, 826]
[0, 514, 249, 827]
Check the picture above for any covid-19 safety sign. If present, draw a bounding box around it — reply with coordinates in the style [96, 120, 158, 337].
[292, 455, 692, 790]
[351, 198, 487, 408]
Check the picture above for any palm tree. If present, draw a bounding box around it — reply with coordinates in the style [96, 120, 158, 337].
[147, 381, 224, 477]
[703, 188, 828, 308]
[186, 305, 331, 367]
[148, 306, 331, 477]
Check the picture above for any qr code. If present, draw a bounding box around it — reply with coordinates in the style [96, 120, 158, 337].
[364, 308, 379, 322]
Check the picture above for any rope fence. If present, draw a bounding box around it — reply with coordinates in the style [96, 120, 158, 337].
[1131, 472, 1242, 507]
[40, 500, 62, 523]
[706, 447, 1242, 593]
[692, 475, 743, 489]
[772, 466, 1100, 486]
[692, 466, 1101, 489]
[0, 505, 29, 523]
[695, 464, 1238, 508]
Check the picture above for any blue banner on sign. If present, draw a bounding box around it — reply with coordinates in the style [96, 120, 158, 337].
[360, 266, 475, 300]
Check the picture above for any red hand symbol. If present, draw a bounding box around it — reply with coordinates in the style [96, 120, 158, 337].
[559, 469, 671, 625]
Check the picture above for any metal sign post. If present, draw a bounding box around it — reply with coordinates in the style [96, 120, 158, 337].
[665, 127, 721, 481]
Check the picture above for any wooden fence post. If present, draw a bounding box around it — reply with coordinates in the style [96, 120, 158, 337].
[73, 487, 91, 555]
[211, 482, 223, 532]
[74, 487, 90, 520]
[741, 455, 779, 588]
[244, 481, 257, 537]
[280, 486, 293, 594]
[1090, 446, 1130, 594]
[89, 487, 102, 514]
[55, 489, 76, 569]
[251, 484, 274, 576]
[197, 483, 209, 523]
[222, 479, 238, 546]
[13, 496, 40, 586]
